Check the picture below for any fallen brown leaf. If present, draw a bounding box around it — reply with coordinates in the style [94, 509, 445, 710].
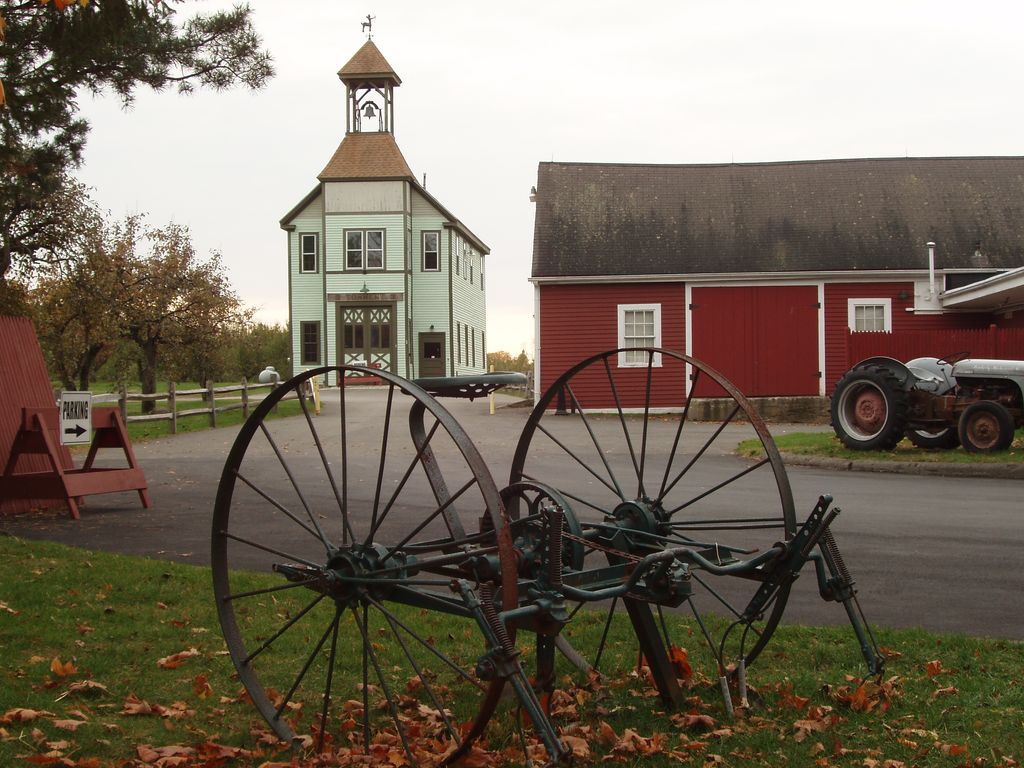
[51, 719, 87, 732]
[156, 648, 200, 670]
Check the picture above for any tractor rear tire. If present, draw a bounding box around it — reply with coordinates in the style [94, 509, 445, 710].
[958, 401, 1015, 453]
[831, 365, 910, 450]
[907, 427, 961, 450]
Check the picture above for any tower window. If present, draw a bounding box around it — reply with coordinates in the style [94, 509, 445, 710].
[422, 231, 440, 271]
[345, 229, 385, 270]
[299, 233, 318, 273]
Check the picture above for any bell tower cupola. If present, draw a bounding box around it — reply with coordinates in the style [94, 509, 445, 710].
[339, 17, 401, 135]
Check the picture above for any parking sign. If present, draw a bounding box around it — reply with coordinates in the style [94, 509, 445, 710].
[60, 391, 92, 445]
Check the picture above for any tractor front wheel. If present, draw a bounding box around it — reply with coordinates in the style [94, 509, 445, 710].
[831, 365, 910, 450]
[958, 401, 1015, 453]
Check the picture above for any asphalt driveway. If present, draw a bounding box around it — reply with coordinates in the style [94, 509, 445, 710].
[2, 387, 1021, 640]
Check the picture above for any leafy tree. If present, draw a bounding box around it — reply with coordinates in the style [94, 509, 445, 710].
[488, 349, 533, 374]
[115, 221, 249, 412]
[32, 204, 125, 390]
[0, 0, 273, 290]
[230, 321, 290, 380]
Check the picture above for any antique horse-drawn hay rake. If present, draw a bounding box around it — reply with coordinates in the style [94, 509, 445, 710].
[212, 348, 882, 765]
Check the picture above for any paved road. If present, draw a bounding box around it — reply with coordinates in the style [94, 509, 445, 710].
[2, 387, 1021, 640]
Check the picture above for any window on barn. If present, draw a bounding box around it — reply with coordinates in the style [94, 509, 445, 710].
[422, 231, 440, 271]
[345, 229, 385, 270]
[848, 299, 892, 332]
[617, 304, 662, 367]
[299, 233, 318, 273]
[300, 321, 321, 365]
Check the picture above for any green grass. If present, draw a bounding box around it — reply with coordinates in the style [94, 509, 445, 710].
[739, 430, 1024, 463]
[1, 536, 1020, 767]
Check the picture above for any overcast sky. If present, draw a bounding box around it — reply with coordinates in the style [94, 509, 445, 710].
[76, 0, 1024, 354]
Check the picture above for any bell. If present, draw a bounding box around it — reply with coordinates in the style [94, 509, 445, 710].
[362, 102, 377, 119]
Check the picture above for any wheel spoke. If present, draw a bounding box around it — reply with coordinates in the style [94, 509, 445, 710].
[222, 578, 319, 602]
[361, 604, 369, 751]
[340, 376, 350, 547]
[233, 470, 322, 542]
[352, 604, 415, 762]
[603, 355, 643, 493]
[657, 403, 741, 503]
[219, 531, 323, 570]
[687, 597, 726, 672]
[521, 473, 609, 515]
[378, 605, 462, 741]
[242, 593, 327, 665]
[369, 384, 396, 540]
[258, 420, 333, 554]
[658, 369, 699, 501]
[368, 419, 442, 542]
[665, 458, 772, 516]
[638, 350, 655, 498]
[273, 605, 338, 719]
[593, 596, 619, 671]
[317, 606, 342, 752]
[381, 476, 479, 558]
[565, 384, 626, 499]
[298, 382, 356, 545]
[535, 422, 623, 498]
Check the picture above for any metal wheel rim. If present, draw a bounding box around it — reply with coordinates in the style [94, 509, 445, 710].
[964, 411, 1000, 450]
[509, 347, 796, 672]
[211, 366, 516, 763]
[837, 381, 887, 440]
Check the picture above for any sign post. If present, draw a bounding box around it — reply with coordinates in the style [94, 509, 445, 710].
[59, 391, 92, 446]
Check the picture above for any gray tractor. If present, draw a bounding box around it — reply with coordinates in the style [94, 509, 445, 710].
[830, 353, 1024, 452]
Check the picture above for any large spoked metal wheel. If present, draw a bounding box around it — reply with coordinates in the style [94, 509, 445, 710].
[509, 348, 796, 696]
[212, 367, 518, 765]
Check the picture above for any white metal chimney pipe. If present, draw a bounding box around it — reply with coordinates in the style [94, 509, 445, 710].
[927, 241, 936, 299]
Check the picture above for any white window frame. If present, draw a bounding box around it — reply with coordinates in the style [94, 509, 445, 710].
[299, 233, 318, 273]
[422, 231, 440, 271]
[847, 298, 892, 332]
[345, 228, 385, 270]
[617, 303, 662, 367]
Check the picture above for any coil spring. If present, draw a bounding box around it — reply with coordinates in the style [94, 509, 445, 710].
[547, 506, 564, 588]
[821, 528, 853, 586]
[477, 582, 514, 653]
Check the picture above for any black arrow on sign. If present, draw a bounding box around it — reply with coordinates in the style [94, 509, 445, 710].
[64, 424, 86, 438]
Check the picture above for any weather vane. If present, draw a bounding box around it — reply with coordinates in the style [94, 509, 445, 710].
[362, 14, 375, 40]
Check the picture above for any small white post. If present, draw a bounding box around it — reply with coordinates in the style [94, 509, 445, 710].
[488, 364, 495, 416]
[927, 241, 937, 300]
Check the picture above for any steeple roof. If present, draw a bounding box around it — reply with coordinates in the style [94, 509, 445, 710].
[318, 132, 415, 181]
[338, 40, 401, 85]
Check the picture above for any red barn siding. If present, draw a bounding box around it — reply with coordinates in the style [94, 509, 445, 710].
[538, 283, 685, 409]
[823, 282, 1008, 392]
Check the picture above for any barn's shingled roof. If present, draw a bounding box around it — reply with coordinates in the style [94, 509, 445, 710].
[531, 157, 1024, 278]
[318, 132, 415, 181]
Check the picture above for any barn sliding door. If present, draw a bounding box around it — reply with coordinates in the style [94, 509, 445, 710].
[690, 286, 820, 396]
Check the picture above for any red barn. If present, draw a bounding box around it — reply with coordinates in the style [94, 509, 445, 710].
[530, 157, 1024, 405]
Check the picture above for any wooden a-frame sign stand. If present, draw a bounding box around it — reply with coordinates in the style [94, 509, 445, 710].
[0, 406, 151, 519]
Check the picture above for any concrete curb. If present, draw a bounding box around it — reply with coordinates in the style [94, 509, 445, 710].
[779, 452, 1024, 479]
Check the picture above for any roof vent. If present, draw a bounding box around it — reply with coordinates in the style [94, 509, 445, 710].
[971, 242, 990, 267]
